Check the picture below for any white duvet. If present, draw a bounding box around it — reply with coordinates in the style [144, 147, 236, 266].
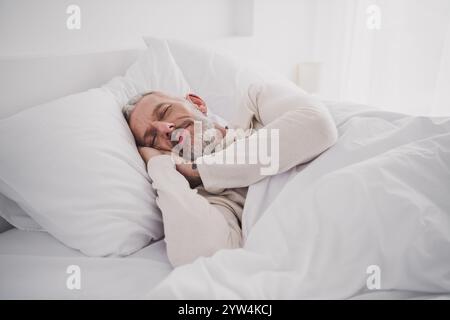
[147, 102, 450, 299]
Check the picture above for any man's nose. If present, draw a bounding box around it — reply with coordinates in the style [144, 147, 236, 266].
[152, 121, 175, 139]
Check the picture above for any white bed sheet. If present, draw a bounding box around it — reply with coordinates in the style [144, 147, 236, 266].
[0, 228, 173, 299]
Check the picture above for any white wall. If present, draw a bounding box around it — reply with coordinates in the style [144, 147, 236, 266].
[0, 0, 317, 83]
[200, 0, 318, 82]
[252, 0, 316, 81]
[0, 0, 236, 57]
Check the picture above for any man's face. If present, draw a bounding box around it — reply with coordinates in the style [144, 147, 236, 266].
[128, 92, 220, 153]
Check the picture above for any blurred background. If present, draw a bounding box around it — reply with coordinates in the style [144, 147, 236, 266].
[1, 0, 449, 116]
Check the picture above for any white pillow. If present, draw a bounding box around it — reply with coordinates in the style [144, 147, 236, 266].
[105, 39, 190, 107]
[143, 37, 287, 124]
[0, 89, 162, 256]
[0, 40, 191, 256]
[0, 192, 40, 231]
[0, 216, 12, 233]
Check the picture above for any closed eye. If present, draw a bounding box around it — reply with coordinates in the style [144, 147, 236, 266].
[158, 104, 172, 120]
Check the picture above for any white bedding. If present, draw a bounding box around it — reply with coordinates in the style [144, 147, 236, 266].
[1, 101, 449, 300]
[146, 101, 450, 299]
[0, 229, 172, 299]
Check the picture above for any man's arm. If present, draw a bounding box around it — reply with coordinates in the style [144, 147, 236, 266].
[196, 81, 338, 192]
[146, 155, 242, 267]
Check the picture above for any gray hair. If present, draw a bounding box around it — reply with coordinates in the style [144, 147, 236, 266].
[122, 91, 154, 122]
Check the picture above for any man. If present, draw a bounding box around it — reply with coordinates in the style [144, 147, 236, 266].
[122, 81, 338, 267]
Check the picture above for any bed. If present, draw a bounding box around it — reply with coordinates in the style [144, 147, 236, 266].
[0, 228, 171, 299]
[1, 41, 449, 299]
[0, 226, 447, 300]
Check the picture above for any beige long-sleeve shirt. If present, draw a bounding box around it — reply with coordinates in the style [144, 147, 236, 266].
[146, 80, 338, 267]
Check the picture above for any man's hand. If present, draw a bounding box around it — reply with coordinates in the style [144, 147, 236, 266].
[138, 147, 164, 164]
[169, 153, 202, 188]
[138, 147, 202, 188]
[175, 162, 202, 188]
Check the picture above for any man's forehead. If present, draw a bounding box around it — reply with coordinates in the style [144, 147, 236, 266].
[130, 91, 181, 122]
[136, 92, 166, 112]
[141, 91, 181, 105]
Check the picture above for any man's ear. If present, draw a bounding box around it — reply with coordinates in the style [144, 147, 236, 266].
[186, 93, 207, 115]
